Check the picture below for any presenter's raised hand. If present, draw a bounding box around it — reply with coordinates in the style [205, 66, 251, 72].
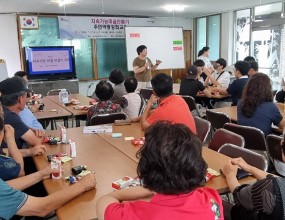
[156, 60, 162, 65]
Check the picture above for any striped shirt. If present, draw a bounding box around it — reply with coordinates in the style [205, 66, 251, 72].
[232, 174, 283, 219]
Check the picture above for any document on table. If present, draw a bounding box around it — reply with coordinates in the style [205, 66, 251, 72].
[83, 125, 113, 133]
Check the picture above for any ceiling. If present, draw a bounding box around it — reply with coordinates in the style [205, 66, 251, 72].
[0, 0, 282, 18]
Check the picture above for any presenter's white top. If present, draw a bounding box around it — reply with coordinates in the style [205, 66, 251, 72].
[198, 55, 211, 68]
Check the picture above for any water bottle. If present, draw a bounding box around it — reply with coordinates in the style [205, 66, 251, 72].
[145, 58, 149, 69]
[59, 89, 69, 104]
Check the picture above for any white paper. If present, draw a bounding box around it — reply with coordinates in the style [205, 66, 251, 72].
[83, 125, 113, 134]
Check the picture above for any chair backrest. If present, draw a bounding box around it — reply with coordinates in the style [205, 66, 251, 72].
[224, 123, 267, 151]
[194, 116, 211, 144]
[140, 89, 153, 101]
[206, 109, 231, 130]
[89, 112, 127, 126]
[266, 134, 283, 161]
[218, 143, 268, 171]
[208, 128, 245, 152]
[47, 89, 71, 96]
[180, 95, 197, 112]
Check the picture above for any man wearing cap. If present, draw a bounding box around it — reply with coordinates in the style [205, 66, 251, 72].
[0, 77, 46, 153]
[179, 65, 212, 98]
[15, 71, 44, 131]
[140, 73, 196, 133]
[204, 58, 230, 88]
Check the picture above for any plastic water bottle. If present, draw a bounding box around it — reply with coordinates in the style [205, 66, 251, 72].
[59, 89, 69, 104]
[145, 58, 149, 69]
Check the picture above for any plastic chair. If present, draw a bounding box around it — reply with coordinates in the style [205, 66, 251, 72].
[89, 112, 127, 126]
[266, 134, 283, 162]
[194, 116, 211, 144]
[47, 89, 71, 96]
[140, 89, 153, 101]
[266, 134, 284, 174]
[224, 123, 267, 152]
[218, 143, 268, 171]
[208, 128, 245, 152]
[206, 109, 231, 131]
[180, 95, 200, 116]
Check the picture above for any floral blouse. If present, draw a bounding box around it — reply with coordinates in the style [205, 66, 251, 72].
[86, 100, 121, 125]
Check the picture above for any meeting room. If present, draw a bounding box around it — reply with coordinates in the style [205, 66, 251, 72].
[1, 0, 285, 220]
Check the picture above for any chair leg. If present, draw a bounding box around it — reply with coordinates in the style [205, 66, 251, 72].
[51, 119, 54, 130]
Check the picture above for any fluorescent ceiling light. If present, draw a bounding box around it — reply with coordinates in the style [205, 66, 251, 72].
[50, 0, 77, 7]
[162, 4, 186, 12]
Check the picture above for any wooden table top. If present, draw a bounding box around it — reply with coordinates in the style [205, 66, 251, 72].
[29, 97, 72, 120]
[47, 94, 92, 116]
[34, 127, 137, 220]
[98, 123, 256, 194]
[98, 123, 144, 162]
[212, 103, 285, 122]
[34, 124, 257, 219]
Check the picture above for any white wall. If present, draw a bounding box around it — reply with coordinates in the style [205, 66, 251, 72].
[0, 13, 21, 77]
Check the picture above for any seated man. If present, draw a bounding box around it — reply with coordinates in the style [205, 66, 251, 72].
[218, 61, 250, 106]
[86, 80, 121, 125]
[140, 73, 196, 133]
[0, 123, 25, 181]
[193, 59, 209, 84]
[14, 71, 44, 131]
[0, 167, 96, 219]
[14, 71, 28, 82]
[0, 77, 45, 150]
[244, 56, 258, 77]
[179, 65, 212, 98]
[204, 58, 230, 88]
[96, 122, 223, 220]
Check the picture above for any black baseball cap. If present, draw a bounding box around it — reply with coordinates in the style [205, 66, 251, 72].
[186, 65, 198, 79]
[0, 77, 31, 95]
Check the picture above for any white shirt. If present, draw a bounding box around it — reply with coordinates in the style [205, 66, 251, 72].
[198, 55, 211, 68]
[210, 71, 230, 88]
[122, 92, 144, 119]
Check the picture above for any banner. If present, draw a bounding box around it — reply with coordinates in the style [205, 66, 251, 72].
[58, 16, 155, 39]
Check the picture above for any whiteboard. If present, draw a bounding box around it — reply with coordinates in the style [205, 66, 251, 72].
[125, 26, 185, 71]
[0, 61, 8, 81]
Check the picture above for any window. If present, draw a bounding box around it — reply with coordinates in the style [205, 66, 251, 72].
[235, 2, 284, 90]
[196, 15, 221, 61]
[208, 15, 220, 61]
[235, 9, 250, 61]
[197, 18, 206, 53]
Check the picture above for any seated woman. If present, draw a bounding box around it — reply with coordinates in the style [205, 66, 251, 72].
[86, 81, 121, 125]
[109, 69, 127, 100]
[120, 77, 145, 121]
[222, 157, 284, 220]
[237, 73, 285, 136]
[96, 122, 223, 220]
